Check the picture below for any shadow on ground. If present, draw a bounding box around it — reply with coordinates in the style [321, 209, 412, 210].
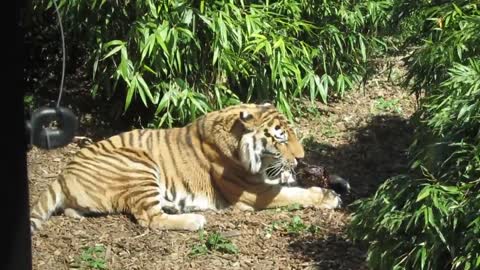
[288, 113, 414, 268]
[288, 233, 367, 269]
[303, 113, 414, 204]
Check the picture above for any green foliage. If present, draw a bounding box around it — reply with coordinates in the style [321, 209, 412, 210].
[263, 220, 284, 239]
[24, 94, 35, 112]
[349, 174, 480, 270]
[373, 97, 402, 114]
[72, 245, 108, 269]
[412, 59, 480, 179]
[264, 216, 322, 238]
[35, 0, 394, 127]
[402, 1, 480, 95]
[286, 215, 307, 234]
[285, 203, 302, 211]
[350, 2, 480, 270]
[321, 120, 339, 138]
[272, 202, 303, 212]
[190, 230, 239, 257]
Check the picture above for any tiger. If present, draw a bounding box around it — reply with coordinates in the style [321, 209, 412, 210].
[30, 103, 342, 232]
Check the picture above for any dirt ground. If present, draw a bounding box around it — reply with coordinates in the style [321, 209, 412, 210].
[28, 62, 416, 270]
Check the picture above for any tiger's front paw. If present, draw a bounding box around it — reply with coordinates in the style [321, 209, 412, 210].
[308, 187, 342, 209]
[183, 214, 207, 231]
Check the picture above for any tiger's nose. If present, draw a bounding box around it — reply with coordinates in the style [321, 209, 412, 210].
[293, 158, 303, 167]
[293, 158, 303, 166]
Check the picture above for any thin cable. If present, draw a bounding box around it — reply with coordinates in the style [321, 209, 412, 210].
[52, 0, 66, 108]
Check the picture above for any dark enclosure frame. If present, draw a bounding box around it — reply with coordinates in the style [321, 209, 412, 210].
[5, 0, 33, 269]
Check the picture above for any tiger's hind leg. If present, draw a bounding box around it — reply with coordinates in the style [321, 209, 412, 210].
[125, 186, 206, 231]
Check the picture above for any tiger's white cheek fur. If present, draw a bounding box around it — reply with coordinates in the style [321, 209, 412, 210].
[239, 133, 263, 174]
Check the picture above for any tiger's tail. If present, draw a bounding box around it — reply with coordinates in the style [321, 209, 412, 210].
[30, 178, 65, 233]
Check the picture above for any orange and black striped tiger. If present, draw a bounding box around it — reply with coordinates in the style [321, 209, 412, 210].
[30, 103, 341, 232]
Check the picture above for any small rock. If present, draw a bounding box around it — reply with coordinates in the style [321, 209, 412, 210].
[105, 245, 112, 261]
[220, 230, 241, 238]
[225, 222, 236, 229]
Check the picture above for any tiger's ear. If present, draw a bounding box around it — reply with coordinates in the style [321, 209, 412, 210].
[234, 111, 255, 133]
[239, 111, 254, 122]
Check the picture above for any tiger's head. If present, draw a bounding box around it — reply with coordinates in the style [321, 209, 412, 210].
[232, 103, 304, 185]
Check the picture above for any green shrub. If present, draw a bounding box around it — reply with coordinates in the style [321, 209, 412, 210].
[402, 1, 480, 95]
[34, 0, 393, 127]
[349, 2, 480, 269]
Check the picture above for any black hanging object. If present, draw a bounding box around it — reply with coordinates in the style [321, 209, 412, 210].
[26, 107, 77, 149]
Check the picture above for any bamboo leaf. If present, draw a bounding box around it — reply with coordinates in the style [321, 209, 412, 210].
[102, 44, 124, 60]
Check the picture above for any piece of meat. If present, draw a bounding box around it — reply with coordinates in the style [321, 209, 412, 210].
[295, 161, 331, 188]
[295, 161, 351, 195]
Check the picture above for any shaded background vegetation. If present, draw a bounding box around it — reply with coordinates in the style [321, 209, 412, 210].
[25, 0, 394, 127]
[24, 0, 479, 269]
